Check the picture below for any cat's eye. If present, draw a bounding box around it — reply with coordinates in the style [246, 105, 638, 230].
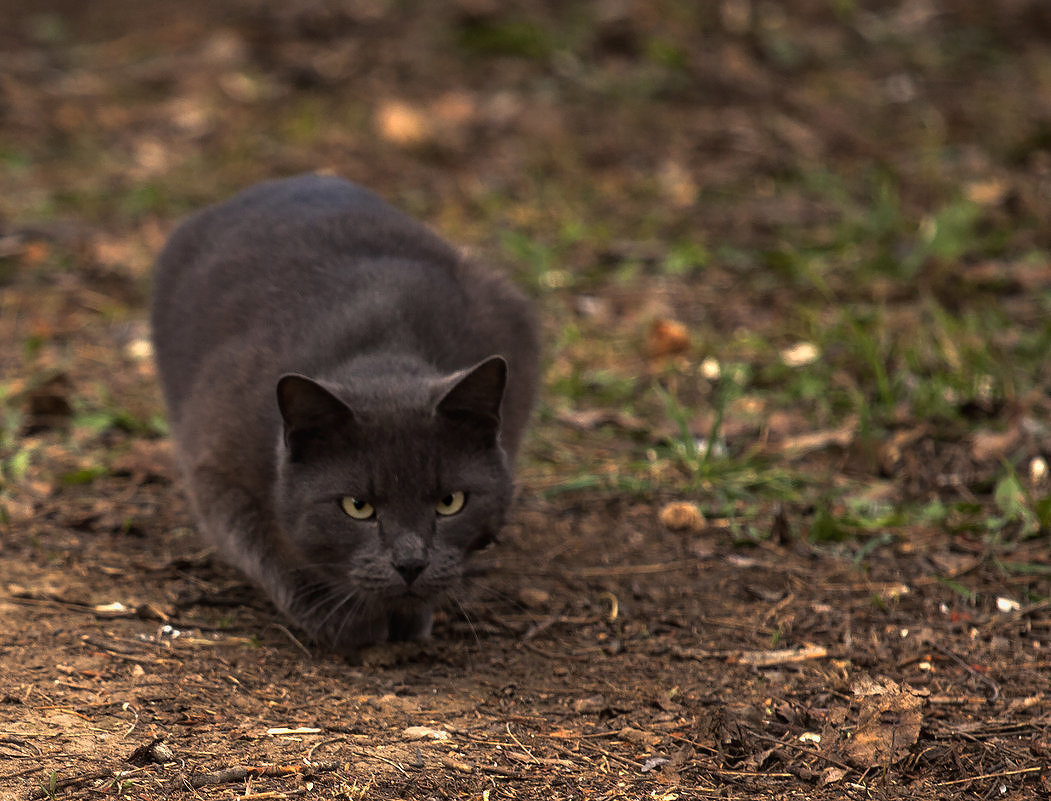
[436, 491, 466, 516]
[340, 497, 375, 520]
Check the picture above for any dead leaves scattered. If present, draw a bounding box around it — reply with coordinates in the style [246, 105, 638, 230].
[836, 677, 925, 768]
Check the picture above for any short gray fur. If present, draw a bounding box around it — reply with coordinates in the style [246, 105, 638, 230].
[151, 174, 539, 653]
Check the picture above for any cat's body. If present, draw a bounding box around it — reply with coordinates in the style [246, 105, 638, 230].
[151, 174, 539, 652]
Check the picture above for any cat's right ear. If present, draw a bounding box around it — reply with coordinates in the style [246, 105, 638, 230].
[276, 374, 353, 461]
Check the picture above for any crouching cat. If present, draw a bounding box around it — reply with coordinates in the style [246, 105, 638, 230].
[151, 174, 539, 653]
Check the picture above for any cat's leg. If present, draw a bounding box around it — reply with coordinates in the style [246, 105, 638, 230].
[179, 463, 300, 621]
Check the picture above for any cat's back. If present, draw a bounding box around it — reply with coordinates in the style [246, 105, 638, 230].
[152, 174, 456, 312]
[152, 175, 461, 394]
[151, 175, 538, 442]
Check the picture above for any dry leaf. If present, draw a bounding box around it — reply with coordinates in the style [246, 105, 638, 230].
[658, 160, 697, 209]
[646, 318, 690, 358]
[375, 100, 429, 146]
[572, 694, 608, 713]
[927, 551, 979, 577]
[970, 427, 1020, 462]
[23, 372, 74, 430]
[618, 726, 662, 747]
[93, 601, 132, 618]
[842, 677, 924, 767]
[22, 240, 50, 265]
[820, 766, 848, 785]
[658, 501, 705, 532]
[402, 725, 450, 741]
[518, 587, 550, 608]
[110, 439, 174, 482]
[965, 178, 1009, 206]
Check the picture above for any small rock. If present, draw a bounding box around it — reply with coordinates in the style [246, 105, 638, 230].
[781, 341, 820, 367]
[1031, 456, 1049, 484]
[996, 596, 1021, 613]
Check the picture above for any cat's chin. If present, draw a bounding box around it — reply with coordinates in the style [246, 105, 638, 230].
[387, 603, 435, 641]
[307, 600, 435, 656]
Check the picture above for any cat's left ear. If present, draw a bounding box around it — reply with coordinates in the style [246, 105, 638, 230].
[277, 374, 353, 460]
[436, 356, 507, 435]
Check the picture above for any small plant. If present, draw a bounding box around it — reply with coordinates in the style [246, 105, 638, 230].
[655, 361, 748, 484]
[38, 771, 59, 800]
[107, 775, 139, 796]
[500, 230, 567, 292]
[73, 400, 167, 438]
[456, 17, 557, 60]
[988, 465, 1051, 542]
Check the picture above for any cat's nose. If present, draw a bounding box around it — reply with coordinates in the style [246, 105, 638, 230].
[393, 556, 428, 586]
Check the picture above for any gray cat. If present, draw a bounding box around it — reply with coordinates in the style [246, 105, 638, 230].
[151, 174, 539, 653]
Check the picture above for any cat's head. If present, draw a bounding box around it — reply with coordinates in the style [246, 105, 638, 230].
[271, 356, 512, 643]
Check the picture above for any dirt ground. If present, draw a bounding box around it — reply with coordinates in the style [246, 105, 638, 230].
[2, 2, 1051, 799]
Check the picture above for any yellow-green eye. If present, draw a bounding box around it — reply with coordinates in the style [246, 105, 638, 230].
[340, 497, 375, 520]
[436, 491, 466, 516]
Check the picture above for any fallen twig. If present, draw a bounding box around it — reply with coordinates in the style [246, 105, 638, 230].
[439, 754, 526, 779]
[734, 645, 829, 667]
[179, 761, 346, 789]
[933, 766, 1044, 786]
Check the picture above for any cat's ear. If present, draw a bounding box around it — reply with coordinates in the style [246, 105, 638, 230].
[436, 356, 507, 435]
[276, 374, 353, 460]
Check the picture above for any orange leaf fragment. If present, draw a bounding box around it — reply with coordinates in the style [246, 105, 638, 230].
[647, 318, 690, 358]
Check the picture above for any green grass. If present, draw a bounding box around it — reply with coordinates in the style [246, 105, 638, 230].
[456, 18, 558, 60]
[525, 153, 1051, 545]
[37, 770, 59, 801]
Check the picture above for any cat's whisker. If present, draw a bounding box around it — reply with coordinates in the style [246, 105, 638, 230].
[450, 594, 482, 648]
[295, 584, 347, 628]
[330, 593, 371, 647]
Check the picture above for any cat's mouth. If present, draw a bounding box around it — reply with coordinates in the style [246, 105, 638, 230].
[392, 586, 428, 602]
